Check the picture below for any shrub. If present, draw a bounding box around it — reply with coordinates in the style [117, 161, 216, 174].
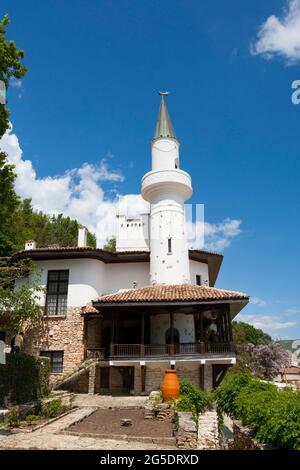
[176, 380, 212, 416]
[41, 398, 71, 418]
[213, 370, 252, 417]
[0, 353, 50, 405]
[174, 394, 197, 416]
[25, 414, 40, 423]
[5, 406, 21, 428]
[235, 379, 277, 434]
[255, 389, 300, 450]
[215, 370, 300, 449]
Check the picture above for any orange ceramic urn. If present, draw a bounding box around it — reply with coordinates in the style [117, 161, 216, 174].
[162, 369, 180, 402]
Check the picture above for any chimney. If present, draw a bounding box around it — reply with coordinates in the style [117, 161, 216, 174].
[25, 240, 37, 251]
[78, 226, 88, 247]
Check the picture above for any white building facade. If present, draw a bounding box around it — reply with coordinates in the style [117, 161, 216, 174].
[13, 95, 249, 393]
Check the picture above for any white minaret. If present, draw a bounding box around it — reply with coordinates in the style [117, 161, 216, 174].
[142, 93, 192, 285]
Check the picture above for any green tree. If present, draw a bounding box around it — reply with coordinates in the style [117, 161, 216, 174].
[0, 14, 27, 138]
[0, 259, 44, 336]
[232, 321, 272, 345]
[0, 153, 20, 256]
[103, 236, 116, 252]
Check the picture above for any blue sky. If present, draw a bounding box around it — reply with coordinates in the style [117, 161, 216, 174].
[0, 0, 300, 338]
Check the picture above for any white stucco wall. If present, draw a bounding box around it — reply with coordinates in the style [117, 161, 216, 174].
[150, 313, 195, 344]
[16, 258, 105, 307]
[103, 262, 150, 293]
[189, 259, 209, 286]
[15, 257, 210, 310]
[116, 214, 150, 252]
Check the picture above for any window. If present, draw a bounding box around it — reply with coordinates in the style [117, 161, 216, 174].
[40, 351, 64, 373]
[45, 270, 69, 315]
[196, 274, 202, 286]
[167, 238, 172, 254]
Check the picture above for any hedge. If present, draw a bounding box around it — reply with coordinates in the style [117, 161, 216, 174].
[174, 380, 213, 417]
[0, 353, 50, 405]
[214, 370, 300, 450]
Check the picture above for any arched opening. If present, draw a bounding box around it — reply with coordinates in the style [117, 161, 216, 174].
[165, 327, 180, 345]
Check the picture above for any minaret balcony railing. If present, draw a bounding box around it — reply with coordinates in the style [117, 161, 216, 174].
[142, 169, 192, 202]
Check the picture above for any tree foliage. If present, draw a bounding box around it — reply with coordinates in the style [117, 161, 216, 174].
[0, 14, 27, 138]
[103, 236, 116, 252]
[215, 370, 300, 449]
[232, 321, 272, 345]
[0, 259, 44, 336]
[10, 198, 97, 252]
[245, 343, 290, 380]
[231, 321, 288, 379]
[0, 152, 20, 255]
[0, 153, 96, 257]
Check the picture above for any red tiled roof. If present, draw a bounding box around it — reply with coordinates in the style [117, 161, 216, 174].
[11, 247, 223, 286]
[12, 246, 222, 257]
[94, 284, 249, 304]
[81, 305, 98, 314]
[279, 367, 300, 374]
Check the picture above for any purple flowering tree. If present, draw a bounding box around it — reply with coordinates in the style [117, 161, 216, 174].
[245, 343, 290, 380]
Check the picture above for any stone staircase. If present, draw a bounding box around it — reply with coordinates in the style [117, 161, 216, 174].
[197, 410, 219, 450]
[54, 359, 98, 394]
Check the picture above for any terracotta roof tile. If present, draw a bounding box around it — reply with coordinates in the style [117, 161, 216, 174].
[81, 305, 98, 314]
[279, 367, 300, 374]
[95, 284, 249, 304]
[12, 246, 222, 257]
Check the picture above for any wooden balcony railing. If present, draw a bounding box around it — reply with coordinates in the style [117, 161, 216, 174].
[109, 342, 234, 358]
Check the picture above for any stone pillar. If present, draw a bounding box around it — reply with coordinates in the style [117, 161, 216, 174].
[204, 363, 213, 392]
[88, 363, 96, 395]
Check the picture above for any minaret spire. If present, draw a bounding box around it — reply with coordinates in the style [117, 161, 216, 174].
[153, 92, 177, 141]
[142, 93, 192, 285]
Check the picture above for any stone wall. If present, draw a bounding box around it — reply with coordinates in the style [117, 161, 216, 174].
[92, 362, 212, 395]
[143, 362, 204, 394]
[203, 363, 213, 392]
[23, 307, 85, 384]
[58, 368, 89, 393]
[176, 412, 197, 449]
[197, 411, 219, 450]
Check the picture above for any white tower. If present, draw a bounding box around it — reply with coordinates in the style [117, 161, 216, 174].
[142, 93, 192, 284]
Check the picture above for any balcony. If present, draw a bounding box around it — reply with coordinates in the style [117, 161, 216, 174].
[104, 342, 235, 359]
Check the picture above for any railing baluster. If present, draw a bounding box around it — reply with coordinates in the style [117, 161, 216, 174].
[108, 342, 233, 357]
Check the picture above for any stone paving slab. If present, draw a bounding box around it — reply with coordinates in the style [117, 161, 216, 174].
[73, 394, 147, 409]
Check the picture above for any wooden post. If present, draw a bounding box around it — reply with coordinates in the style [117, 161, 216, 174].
[199, 311, 203, 341]
[227, 309, 233, 341]
[140, 312, 145, 357]
[111, 312, 115, 345]
[141, 365, 146, 393]
[83, 318, 88, 360]
[223, 309, 229, 342]
[169, 311, 175, 355]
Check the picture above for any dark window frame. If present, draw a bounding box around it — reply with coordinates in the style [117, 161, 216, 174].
[196, 274, 202, 286]
[45, 270, 69, 316]
[40, 350, 64, 373]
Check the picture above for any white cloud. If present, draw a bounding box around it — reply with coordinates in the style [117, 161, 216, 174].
[251, 0, 300, 64]
[0, 125, 242, 251]
[10, 79, 22, 89]
[250, 297, 267, 307]
[0, 125, 124, 246]
[238, 314, 298, 334]
[284, 307, 300, 315]
[188, 218, 241, 251]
